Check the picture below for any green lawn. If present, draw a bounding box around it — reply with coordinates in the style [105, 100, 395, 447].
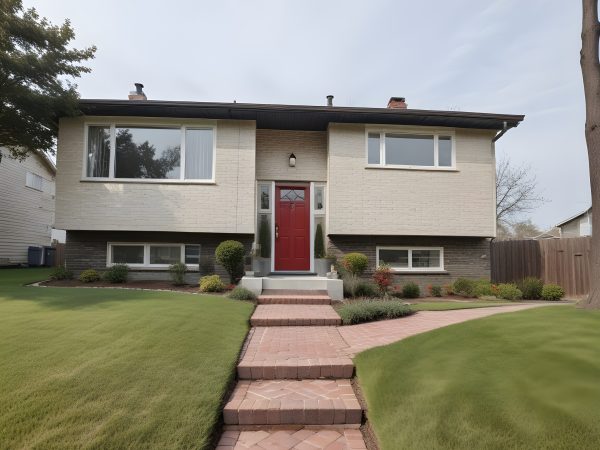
[410, 300, 514, 311]
[356, 306, 600, 450]
[0, 268, 253, 450]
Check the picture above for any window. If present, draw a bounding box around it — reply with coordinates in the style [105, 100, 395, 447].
[367, 131, 454, 168]
[85, 124, 215, 181]
[258, 184, 271, 211]
[376, 246, 444, 272]
[314, 185, 325, 213]
[108, 243, 201, 268]
[116, 127, 181, 179]
[25, 172, 44, 191]
[111, 245, 144, 265]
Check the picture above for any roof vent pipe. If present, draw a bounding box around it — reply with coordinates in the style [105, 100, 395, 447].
[128, 83, 147, 100]
[326, 95, 334, 107]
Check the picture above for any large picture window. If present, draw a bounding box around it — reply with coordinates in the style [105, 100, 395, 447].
[376, 246, 444, 272]
[85, 124, 215, 182]
[108, 243, 200, 268]
[367, 131, 454, 168]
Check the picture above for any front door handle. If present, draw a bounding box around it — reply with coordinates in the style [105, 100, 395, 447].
[275, 224, 279, 239]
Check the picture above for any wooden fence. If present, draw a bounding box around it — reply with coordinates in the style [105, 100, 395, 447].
[53, 243, 65, 267]
[491, 237, 592, 296]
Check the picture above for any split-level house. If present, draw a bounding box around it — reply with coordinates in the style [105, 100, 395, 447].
[55, 86, 523, 297]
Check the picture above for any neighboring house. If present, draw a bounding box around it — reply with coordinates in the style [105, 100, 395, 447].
[54, 87, 524, 291]
[0, 148, 58, 265]
[556, 207, 592, 237]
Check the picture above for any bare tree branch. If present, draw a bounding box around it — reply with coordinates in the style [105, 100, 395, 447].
[496, 157, 544, 225]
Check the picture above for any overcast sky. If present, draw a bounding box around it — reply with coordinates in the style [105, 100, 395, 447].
[27, 0, 590, 229]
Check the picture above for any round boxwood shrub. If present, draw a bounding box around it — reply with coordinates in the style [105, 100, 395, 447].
[169, 262, 187, 286]
[215, 240, 246, 283]
[341, 253, 369, 276]
[541, 283, 565, 301]
[428, 285, 443, 297]
[402, 282, 421, 299]
[497, 283, 523, 300]
[50, 265, 73, 280]
[103, 264, 128, 283]
[473, 279, 495, 298]
[228, 286, 257, 301]
[354, 282, 379, 298]
[519, 277, 544, 300]
[79, 269, 101, 283]
[199, 274, 225, 292]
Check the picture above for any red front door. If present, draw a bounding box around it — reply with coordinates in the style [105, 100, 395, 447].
[275, 185, 310, 271]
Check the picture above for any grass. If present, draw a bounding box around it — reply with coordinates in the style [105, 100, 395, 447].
[0, 268, 253, 449]
[410, 300, 514, 311]
[355, 305, 600, 450]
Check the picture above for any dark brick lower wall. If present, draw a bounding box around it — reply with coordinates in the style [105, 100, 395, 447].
[65, 230, 254, 281]
[327, 235, 491, 293]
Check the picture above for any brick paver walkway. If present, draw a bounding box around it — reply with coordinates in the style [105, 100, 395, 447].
[251, 305, 341, 326]
[219, 294, 546, 449]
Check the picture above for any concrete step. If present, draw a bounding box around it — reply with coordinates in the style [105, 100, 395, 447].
[223, 380, 362, 426]
[258, 290, 331, 305]
[262, 276, 330, 291]
[251, 305, 341, 326]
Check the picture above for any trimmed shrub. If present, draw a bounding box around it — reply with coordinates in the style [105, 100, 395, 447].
[354, 282, 379, 298]
[169, 262, 187, 286]
[541, 284, 565, 301]
[443, 284, 454, 296]
[258, 215, 271, 258]
[199, 274, 225, 292]
[104, 264, 128, 283]
[337, 300, 414, 325]
[50, 265, 73, 280]
[428, 285, 443, 297]
[497, 283, 523, 300]
[341, 253, 369, 276]
[453, 278, 476, 297]
[402, 282, 421, 299]
[215, 240, 246, 283]
[314, 223, 325, 259]
[228, 286, 257, 301]
[519, 277, 544, 300]
[473, 279, 495, 298]
[78, 269, 100, 283]
[372, 264, 393, 296]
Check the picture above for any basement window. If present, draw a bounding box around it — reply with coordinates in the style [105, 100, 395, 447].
[376, 246, 444, 272]
[107, 243, 201, 269]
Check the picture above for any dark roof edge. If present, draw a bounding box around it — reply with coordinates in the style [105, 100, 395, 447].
[78, 99, 524, 122]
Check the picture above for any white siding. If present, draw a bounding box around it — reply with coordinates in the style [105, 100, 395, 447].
[327, 123, 497, 237]
[0, 149, 56, 263]
[55, 116, 256, 234]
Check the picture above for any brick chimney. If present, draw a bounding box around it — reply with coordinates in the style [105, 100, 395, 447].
[387, 97, 407, 109]
[128, 83, 147, 100]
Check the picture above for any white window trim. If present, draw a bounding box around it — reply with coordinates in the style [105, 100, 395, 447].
[257, 182, 272, 213]
[376, 246, 445, 272]
[365, 129, 456, 170]
[83, 122, 217, 184]
[106, 242, 200, 269]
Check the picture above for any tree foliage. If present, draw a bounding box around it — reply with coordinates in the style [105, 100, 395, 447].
[496, 158, 544, 225]
[114, 129, 180, 179]
[0, 0, 96, 161]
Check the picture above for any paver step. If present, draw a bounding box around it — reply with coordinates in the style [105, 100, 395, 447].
[251, 305, 341, 326]
[223, 380, 362, 425]
[257, 294, 332, 305]
[238, 327, 354, 379]
[217, 428, 367, 449]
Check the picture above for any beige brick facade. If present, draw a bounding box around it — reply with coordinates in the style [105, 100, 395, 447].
[326, 123, 497, 237]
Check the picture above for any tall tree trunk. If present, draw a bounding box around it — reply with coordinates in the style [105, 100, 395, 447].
[581, 0, 600, 308]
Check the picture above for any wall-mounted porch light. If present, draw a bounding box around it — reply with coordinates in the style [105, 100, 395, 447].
[289, 153, 296, 167]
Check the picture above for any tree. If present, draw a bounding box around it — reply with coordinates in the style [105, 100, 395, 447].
[496, 158, 544, 226]
[0, 0, 95, 161]
[496, 220, 543, 240]
[580, 0, 600, 308]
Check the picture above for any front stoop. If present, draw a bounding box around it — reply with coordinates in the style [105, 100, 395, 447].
[217, 428, 367, 450]
[224, 380, 362, 425]
[251, 305, 342, 326]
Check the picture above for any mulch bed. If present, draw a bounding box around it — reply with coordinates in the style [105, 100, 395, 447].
[38, 279, 216, 294]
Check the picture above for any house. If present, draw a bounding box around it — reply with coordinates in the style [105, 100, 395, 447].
[0, 148, 60, 265]
[54, 86, 523, 297]
[556, 207, 592, 237]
